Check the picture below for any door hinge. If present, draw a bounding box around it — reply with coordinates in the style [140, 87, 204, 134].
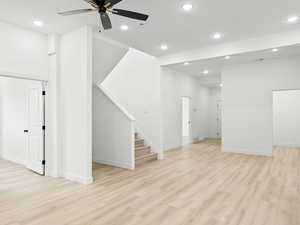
[42, 91, 46, 96]
[42, 160, 46, 165]
[42, 125, 46, 130]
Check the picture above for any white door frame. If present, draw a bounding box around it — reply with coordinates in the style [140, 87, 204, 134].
[182, 96, 192, 146]
[25, 81, 46, 175]
[0, 74, 52, 176]
[216, 100, 222, 138]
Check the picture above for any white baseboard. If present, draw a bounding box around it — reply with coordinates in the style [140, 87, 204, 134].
[157, 152, 164, 160]
[273, 143, 300, 148]
[1, 155, 27, 166]
[93, 159, 134, 170]
[64, 172, 94, 184]
[164, 145, 182, 152]
[222, 147, 272, 157]
[45, 170, 59, 178]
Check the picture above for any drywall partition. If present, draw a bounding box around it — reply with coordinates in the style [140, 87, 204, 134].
[93, 85, 135, 169]
[92, 36, 134, 168]
[0, 21, 48, 80]
[222, 56, 300, 156]
[273, 90, 300, 147]
[60, 26, 93, 184]
[102, 48, 163, 158]
[161, 67, 209, 150]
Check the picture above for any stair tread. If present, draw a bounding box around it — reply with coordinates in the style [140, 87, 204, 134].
[135, 138, 144, 142]
[135, 152, 157, 161]
[135, 146, 150, 151]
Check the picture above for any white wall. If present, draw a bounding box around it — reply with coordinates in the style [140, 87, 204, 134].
[93, 86, 134, 169]
[0, 21, 61, 178]
[92, 37, 134, 169]
[60, 26, 93, 184]
[208, 87, 221, 138]
[0, 77, 41, 165]
[0, 21, 48, 80]
[93, 36, 128, 84]
[222, 56, 300, 156]
[273, 90, 300, 147]
[102, 48, 163, 157]
[161, 67, 210, 151]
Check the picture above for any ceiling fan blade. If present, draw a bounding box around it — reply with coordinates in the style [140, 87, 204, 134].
[112, 9, 149, 21]
[100, 12, 112, 29]
[104, 0, 122, 8]
[58, 9, 96, 16]
[83, 0, 99, 8]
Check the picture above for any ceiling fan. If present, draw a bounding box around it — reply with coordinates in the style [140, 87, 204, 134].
[58, 0, 149, 30]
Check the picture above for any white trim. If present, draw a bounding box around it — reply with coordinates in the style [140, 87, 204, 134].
[64, 172, 94, 184]
[1, 155, 27, 167]
[157, 153, 164, 160]
[93, 159, 134, 170]
[222, 147, 272, 157]
[130, 122, 136, 169]
[0, 70, 48, 82]
[97, 84, 136, 121]
[273, 144, 300, 148]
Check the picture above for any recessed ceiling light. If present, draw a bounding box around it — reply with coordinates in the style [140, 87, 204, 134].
[220, 84, 223, 87]
[33, 20, 44, 27]
[203, 70, 209, 74]
[212, 32, 223, 40]
[120, 25, 129, 30]
[224, 55, 231, 60]
[287, 16, 299, 23]
[182, 3, 193, 11]
[272, 48, 279, 52]
[184, 62, 190, 66]
[161, 44, 168, 50]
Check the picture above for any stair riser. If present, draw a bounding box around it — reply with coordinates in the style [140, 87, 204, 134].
[135, 149, 151, 157]
[136, 155, 157, 165]
[135, 140, 144, 145]
[135, 143, 145, 148]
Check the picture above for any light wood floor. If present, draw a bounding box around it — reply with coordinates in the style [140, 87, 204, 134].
[1, 140, 300, 225]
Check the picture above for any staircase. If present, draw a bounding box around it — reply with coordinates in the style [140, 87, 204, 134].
[135, 133, 158, 166]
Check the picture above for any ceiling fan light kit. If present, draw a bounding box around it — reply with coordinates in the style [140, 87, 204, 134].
[58, 0, 149, 31]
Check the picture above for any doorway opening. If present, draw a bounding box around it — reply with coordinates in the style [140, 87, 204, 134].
[273, 90, 300, 149]
[182, 96, 191, 146]
[0, 76, 46, 175]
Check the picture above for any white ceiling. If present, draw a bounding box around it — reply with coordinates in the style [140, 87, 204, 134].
[167, 44, 300, 87]
[0, 0, 300, 56]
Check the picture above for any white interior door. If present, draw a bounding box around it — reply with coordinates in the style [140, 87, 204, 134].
[26, 82, 45, 175]
[216, 101, 222, 138]
[182, 97, 191, 145]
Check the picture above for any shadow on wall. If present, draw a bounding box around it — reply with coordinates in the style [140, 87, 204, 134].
[92, 36, 129, 85]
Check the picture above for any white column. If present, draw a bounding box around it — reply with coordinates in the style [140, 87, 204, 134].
[47, 34, 61, 177]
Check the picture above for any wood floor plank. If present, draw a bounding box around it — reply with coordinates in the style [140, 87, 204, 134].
[1, 139, 300, 225]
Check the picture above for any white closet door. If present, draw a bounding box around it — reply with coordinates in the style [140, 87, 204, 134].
[26, 82, 45, 175]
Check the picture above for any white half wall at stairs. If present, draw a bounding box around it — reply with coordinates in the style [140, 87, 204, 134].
[93, 85, 135, 169]
[101, 48, 163, 159]
[92, 36, 135, 169]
